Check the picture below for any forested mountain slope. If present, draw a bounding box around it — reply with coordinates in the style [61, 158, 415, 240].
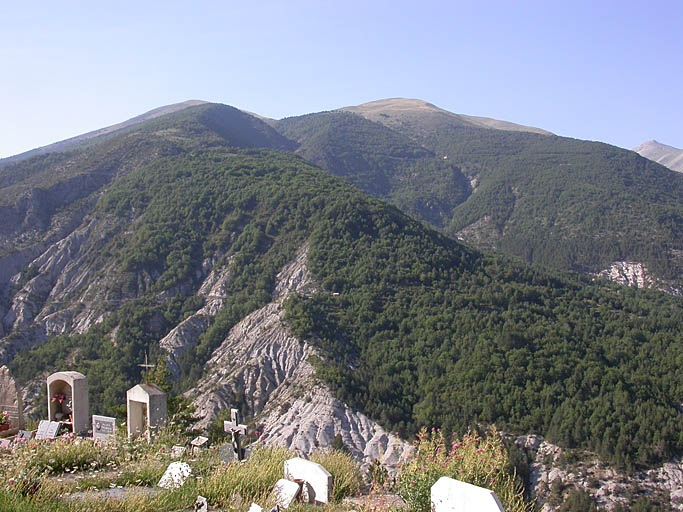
[0, 103, 680, 476]
[276, 100, 683, 290]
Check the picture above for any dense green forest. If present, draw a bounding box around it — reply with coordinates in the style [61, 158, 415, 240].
[277, 111, 471, 228]
[275, 109, 683, 285]
[3, 103, 682, 474]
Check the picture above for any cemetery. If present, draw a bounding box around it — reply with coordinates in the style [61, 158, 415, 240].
[0, 366, 528, 511]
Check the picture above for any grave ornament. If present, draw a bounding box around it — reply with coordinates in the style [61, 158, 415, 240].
[223, 408, 249, 461]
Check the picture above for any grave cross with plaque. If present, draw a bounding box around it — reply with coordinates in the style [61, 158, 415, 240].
[223, 408, 248, 461]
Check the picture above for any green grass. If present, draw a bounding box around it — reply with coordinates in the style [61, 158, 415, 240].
[0, 436, 364, 512]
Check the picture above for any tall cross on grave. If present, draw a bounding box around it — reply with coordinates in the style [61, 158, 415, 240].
[224, 408, 248, 461]
[137, 353, 156, 372]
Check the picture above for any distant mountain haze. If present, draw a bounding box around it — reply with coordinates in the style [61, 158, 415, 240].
[633, 140, 683, 173]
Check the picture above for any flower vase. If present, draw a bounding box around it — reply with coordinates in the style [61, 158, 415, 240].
[0, 424, 9, 432]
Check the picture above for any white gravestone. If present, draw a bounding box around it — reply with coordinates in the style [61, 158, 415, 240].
[431, 476, 505, 512]
[271, 478, 301, 509]
[158, 461, 192, 489]
[92, 415, 116, 441]
[248, 504, 263, 512]
[283, 457, 333, 504]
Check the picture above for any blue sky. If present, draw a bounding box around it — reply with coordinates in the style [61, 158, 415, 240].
[1, 1, 681, 158]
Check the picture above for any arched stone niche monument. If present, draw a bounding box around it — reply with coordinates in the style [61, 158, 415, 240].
[46, 371, 89, 434]
[126, 383, 167, 439]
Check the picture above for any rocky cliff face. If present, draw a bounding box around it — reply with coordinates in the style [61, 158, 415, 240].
[188, 245, 411, 466]
[515, 434, 683, 511]
[598, 261, 682, 296]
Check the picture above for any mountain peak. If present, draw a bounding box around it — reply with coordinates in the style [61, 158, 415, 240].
[340, 98, 552, 136]
[633, 139, 683, 173]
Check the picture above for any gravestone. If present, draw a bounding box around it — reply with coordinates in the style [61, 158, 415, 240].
[283, 457, 333, 504]
[158, 461, 192, 489]
[271, 478, 301, 509]
[126, 383, 167, 439]
[92, 415, 116, 441]
[0, 365, 24, 429]
[248, 504, 263, 512]
[35, 420, 61, 440]
[191, 435, 209, 454]
[16, 430, 34, 441]
[430, 476, 505, 512]
[223, 408, 249, 461]
[47, 371, 89, 434]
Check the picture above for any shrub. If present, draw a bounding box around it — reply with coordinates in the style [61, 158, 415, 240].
[396, 427, 532, 512]
[197, 446, 291, 506]
[311, 449, 362, 501]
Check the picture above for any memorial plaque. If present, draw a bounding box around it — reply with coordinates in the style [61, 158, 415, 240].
[92, 415, 116, 441]
[45, 421, 61, 439]
[35, 420, 50, 440]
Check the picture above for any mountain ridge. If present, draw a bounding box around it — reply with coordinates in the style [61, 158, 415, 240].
[634, 139, 683, 173]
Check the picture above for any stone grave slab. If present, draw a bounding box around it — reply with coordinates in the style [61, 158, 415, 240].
[158, 461, 192, 489]
[92, 415, 116, 441]
[271, 478, 301, 509]
[284, 457, 333, 504]
[431, 476, 504, 512]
